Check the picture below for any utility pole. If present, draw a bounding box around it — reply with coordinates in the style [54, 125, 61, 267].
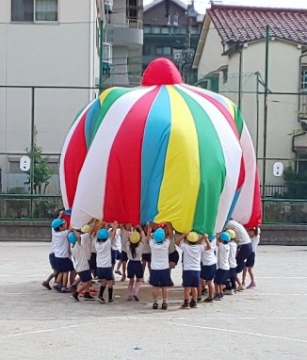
[262, 25, 270, 199]
[96, 0, 105, 94]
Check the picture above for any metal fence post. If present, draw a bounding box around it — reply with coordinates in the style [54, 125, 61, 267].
[30, 86, 35, 217]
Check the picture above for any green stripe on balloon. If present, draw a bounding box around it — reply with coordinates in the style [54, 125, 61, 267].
[89, 88, 134, 147]
[234, 105, 244, 137]
[175, 87, 226, 235]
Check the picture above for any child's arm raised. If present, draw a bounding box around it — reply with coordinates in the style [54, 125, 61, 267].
[110, 221, 118, 241]
[174, 232, 189, 246]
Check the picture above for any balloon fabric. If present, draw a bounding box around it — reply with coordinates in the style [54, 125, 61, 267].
[60, 58, 262, 235]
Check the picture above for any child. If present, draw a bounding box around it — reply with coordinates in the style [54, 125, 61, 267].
[141, 224, 151, 282]
[214, 232, 231, 301]
[126, 225, 146, 301]
[42, 210, 65, 290]
[117, 224, 131, 281]
[225, 229, 237, 295]
[175, 231, 205, 309]
[52, 218, 74, 293]
[200, 234, 217, 303]
[95, 222, 118, 303]
[148, 224, 172, 310]
[112, 227, 122, 276]
[243, 227, 260, 289]
[69, 230, 95, 302]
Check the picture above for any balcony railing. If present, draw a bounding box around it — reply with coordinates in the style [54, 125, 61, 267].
[106, 18, 143, 29]
[143, 24, 201, 36]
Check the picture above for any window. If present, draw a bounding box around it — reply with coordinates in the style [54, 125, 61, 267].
[11, 0, 58, 22]
[161, 26, 169, 34]
[143, 45, 151, 56]
[156, 46, 171, 56]
[221, 67, 228, 84]
[152, 26, 160, 34]
[301, 67, 307, 91]
[143, 26, 151, 34]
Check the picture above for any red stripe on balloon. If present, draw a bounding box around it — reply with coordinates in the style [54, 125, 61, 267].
[244, 171, 262, 228]
[64, 110, 88, 208]
[103, 87, 160, 225]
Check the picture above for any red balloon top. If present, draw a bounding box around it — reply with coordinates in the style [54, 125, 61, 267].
[141, 58, 183, 86]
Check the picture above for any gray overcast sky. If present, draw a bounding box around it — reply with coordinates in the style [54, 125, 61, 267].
[144, 0, 307, 14]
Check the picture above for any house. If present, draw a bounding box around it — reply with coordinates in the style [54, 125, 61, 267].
[0, 0, 143, 193]
[192, 4, 307, 188]
[143, 0, 203, 83]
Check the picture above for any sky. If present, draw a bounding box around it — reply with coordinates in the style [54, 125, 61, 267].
[144, 0, 307, 14]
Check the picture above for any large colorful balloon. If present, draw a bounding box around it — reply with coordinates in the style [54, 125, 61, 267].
[60, 58, 261, 234]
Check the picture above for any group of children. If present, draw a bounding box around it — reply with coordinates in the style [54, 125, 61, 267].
[42, 212, 260, 310]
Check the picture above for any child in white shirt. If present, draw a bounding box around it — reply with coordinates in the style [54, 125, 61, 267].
[126, 225, 146, 301]
[175, 232, 205, 309]
[69, 229, 95, 302]
[95, 222, 117, 303]
[148, 223, 172, 310]
[243, 227, 260, 289]
[214, 232, 231, 301]
[200, 235, 217, 302]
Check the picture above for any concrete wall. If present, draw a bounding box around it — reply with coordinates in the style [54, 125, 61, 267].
[197, 33, 303, 184]
[0, 0, 99, 192]
[0, 221, 306, 245]
[197, 26, 226, 79]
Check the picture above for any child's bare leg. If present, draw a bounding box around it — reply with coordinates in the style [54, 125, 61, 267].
[248, 267, 255, 283]
[184, 287, 190, 301]
[161, 287, 168, 303]
[207, 280, 214, 298]
[69, 270, 76, 286]
[191, 287, 197, 302]
[62, 273, 68, 288]
[242, 267, 247, 284]
[107, 279, 114, 302]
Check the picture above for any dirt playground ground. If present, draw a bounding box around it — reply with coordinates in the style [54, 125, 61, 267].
[0, 242, 306, 360]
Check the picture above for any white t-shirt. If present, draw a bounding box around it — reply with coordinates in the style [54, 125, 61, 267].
[217, 243, 230, 270]
[81, 233, 92, 261]
[149, 238, 170, 270]
[251, 234, 260, 253]
[91, 236, 97, 254]
[121, 229, 129, 252]
[201, 239, 217, 266]
[112, 229, 122, 251]
[180, 242, 205, 271]
[226, 220, 251, 246]
[53, 230, 70, 258]
[71, 243, 90, 273]
[95, 239, 112, 268]
[228, 241, 237, 268]
[126, 241, 144, 261]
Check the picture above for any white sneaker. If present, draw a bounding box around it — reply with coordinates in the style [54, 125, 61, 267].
[224, 289, 234, 295]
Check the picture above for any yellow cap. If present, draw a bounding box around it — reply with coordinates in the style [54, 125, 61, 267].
[226, 229, 236, 239]
[129, 231, 141, 244]
[187, 231, 199, 243]
[81, 225, 92, 233]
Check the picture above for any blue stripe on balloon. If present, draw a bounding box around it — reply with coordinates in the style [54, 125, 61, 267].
[140, 86, 171, 224]
[84, 98, 101, 149]
[225, 188, 242, 225]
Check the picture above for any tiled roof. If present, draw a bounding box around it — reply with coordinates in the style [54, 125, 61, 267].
[209, 4, 307, 45]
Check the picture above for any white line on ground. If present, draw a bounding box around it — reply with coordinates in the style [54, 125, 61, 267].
[173, 323, 307, 344]
[257, 277, 307, 279]
[7, 323, 92, 338]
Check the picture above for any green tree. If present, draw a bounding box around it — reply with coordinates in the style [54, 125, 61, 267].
[25, 128, 53, 194]
[283, 164, 307, 199]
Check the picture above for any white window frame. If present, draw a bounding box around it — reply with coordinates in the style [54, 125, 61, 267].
[11, 0, 59, 24]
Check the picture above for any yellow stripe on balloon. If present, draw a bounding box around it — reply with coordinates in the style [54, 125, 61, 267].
[99, 87, 117, 105]
[223, 96, 236, 118]
[154, 85, 200, 233]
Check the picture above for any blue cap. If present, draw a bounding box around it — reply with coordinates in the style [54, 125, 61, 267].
[51, 218, 65, 229]
[219, 232, 231, 242]
[153, 228, 165, 243]
[68, 232, 77, 245]
[97, 229, 109, 240]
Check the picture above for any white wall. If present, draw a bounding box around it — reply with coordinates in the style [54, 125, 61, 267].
[0, 0, 100, 192]
[197, 31, 302, 184]
[197, 26, 227, 78]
